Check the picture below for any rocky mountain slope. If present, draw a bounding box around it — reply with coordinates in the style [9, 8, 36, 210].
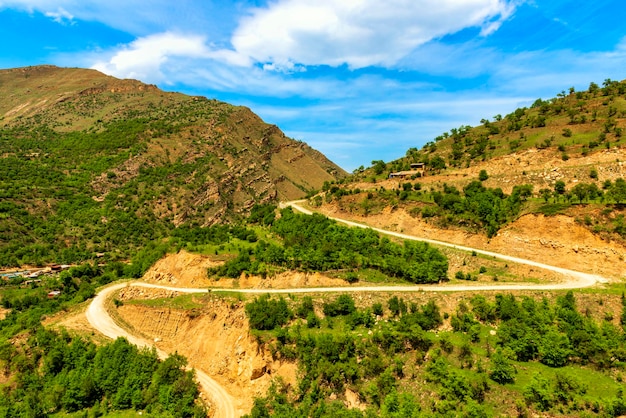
[0, 65, 345, 267]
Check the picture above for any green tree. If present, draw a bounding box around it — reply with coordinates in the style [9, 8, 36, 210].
[245, 295, 292, 330]
[524, 374, 553, 411]
[571, 183, 589, 203]
[429, 155, 446, 171]
[538, 330, 571, 367]
[539, 188, 552, 202]
[609, 178, 626, 203]
[323, 294, 356, 317]
[512, 184, 533, 201]
[489, 348, 516, 384]
[554, 180, 566, 197]
[372, 160, 387, 175]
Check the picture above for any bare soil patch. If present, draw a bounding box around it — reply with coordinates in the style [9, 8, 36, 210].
[143, 250, 218, 287]
[144, 249, 350, 289]
[115, 288, 297, 415]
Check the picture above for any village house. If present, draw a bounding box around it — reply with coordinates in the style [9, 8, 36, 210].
[389, 162, 426, 179]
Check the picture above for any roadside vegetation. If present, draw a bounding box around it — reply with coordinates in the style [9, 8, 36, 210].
[209, 206, 448, 284]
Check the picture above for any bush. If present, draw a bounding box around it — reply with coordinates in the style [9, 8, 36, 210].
[245, 295, 292, 330]
[323, 294, 356, 317]
[489, 348, 516, 384]
[344, 272, 359, 283]
[455, 271, 476, 281]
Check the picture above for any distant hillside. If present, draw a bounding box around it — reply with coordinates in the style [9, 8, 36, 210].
[317, 78, 626, 273]
[0, 65, 345, 267]
[369, 78, 626, 176]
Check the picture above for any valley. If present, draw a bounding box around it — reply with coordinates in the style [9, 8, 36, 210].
[2, 68, 626, 417]
[79, 202, 610, 417]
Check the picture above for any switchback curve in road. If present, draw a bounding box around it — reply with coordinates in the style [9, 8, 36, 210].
[86, 283, 237, 418]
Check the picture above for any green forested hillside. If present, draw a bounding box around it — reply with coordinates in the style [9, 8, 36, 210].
[0, 332, 204, 417]
[394, 79, 626, 171]
[0, 65, 344, 267]
[244, 291, 626, 417]
[210, 207, 448, 283]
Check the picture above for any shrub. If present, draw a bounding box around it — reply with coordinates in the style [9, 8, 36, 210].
[323, 294, 356, 317]
[245, 295, 292, 330]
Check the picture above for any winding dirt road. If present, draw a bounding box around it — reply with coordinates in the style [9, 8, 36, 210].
[87, 201, 610, 418]
[86, 282, 237, 418]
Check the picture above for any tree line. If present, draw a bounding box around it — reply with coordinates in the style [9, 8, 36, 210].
[0, 329, 205, 417]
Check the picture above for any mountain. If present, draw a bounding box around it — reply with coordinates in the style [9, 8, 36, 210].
[375, 79, 626, 181]
[0, 65, 345, 267]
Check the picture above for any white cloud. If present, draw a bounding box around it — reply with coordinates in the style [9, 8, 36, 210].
[231, 0, 516, 69]
[0, 0, 237, 38]
[91, 32, 212, 83]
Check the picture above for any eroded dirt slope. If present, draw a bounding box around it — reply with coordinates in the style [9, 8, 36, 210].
[143, 250, 217, 287]
[143, 249, 348, 288]
[116, 287, 296, 415]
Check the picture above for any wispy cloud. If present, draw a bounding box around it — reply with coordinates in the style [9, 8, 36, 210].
[0, 0, 239, 36]
[44, 6, 73, 24]
[91, 32, 213, 83]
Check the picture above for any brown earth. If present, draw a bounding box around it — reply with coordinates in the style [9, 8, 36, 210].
[115, 287, 297, 415]
[333, 147, 626, 282]
[0, 65, 346, 227]
[143, 249, 348, 289]
[142, 250, 218, 287]
[356, 143, 626, 196]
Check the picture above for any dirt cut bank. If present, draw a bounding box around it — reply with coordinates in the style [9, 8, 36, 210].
[115, 286, 297, 416]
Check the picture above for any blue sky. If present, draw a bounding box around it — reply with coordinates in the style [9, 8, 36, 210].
[1, 1, 626, 171]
